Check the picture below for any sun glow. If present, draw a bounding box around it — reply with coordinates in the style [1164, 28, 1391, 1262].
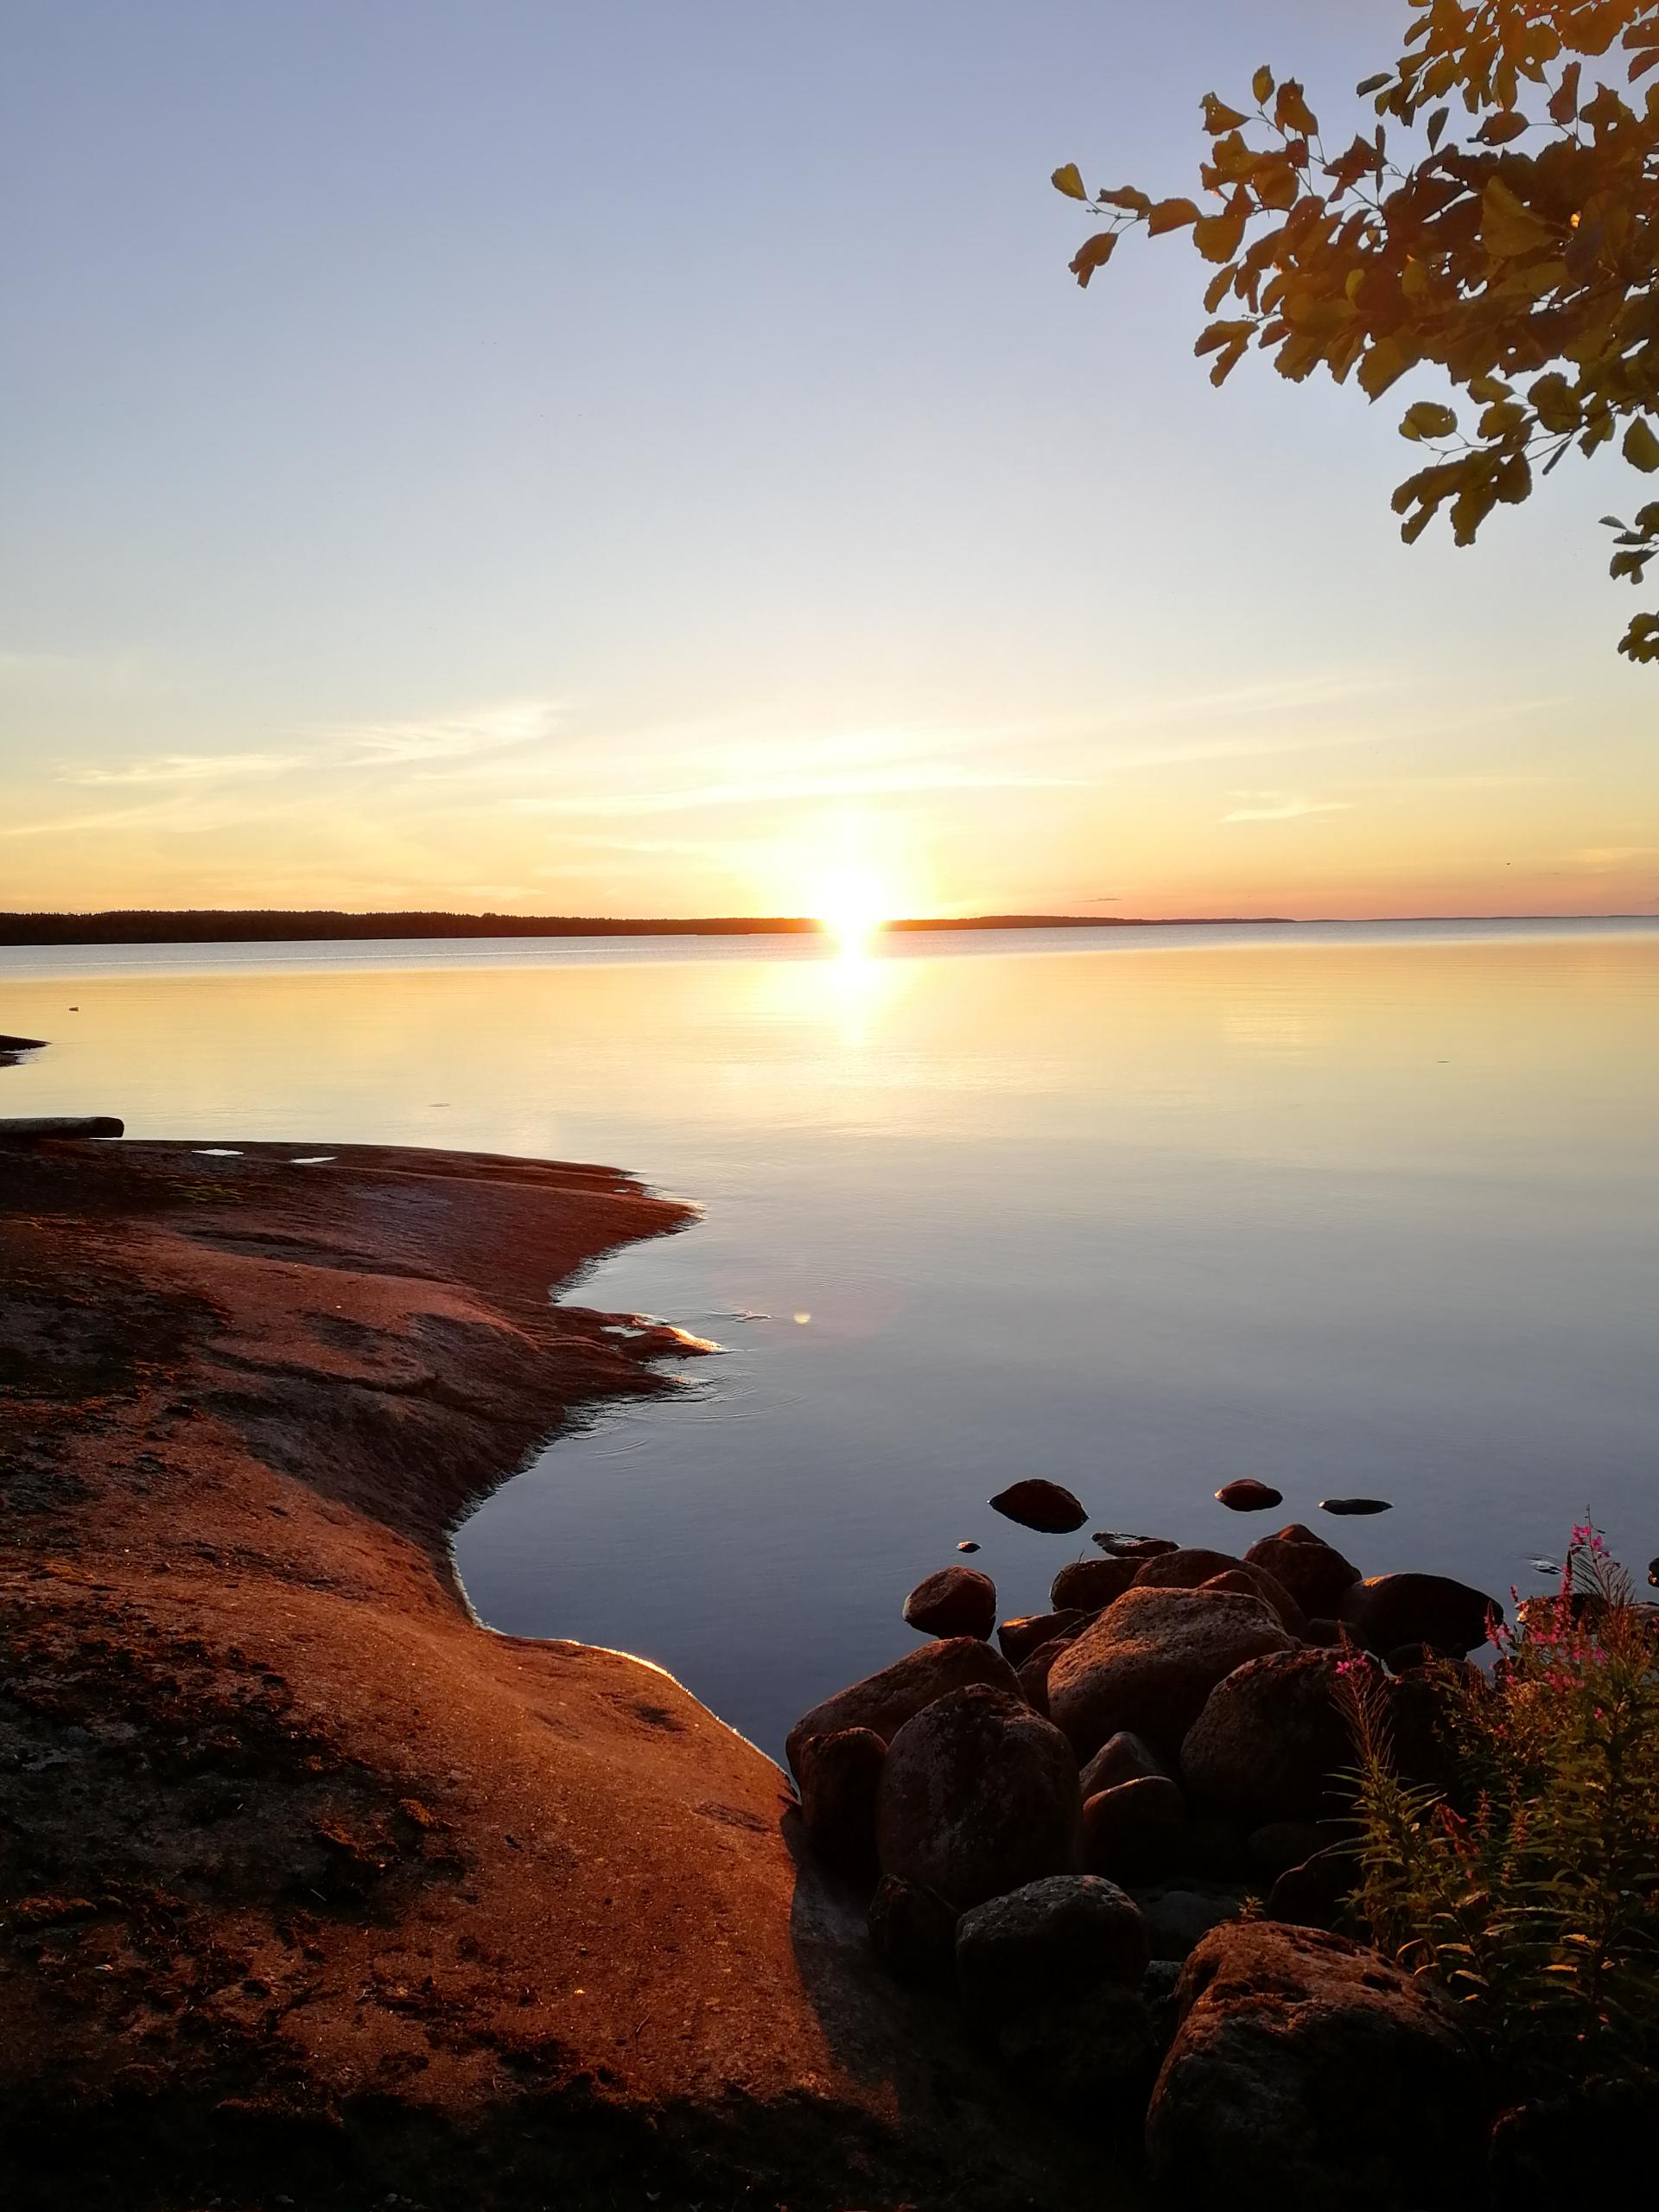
[813, 866, 891, 953]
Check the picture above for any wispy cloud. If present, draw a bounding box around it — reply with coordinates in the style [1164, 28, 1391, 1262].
[1222, 790, 1356, 824]
[513, 763, 1084, 819]
[59, 751, 302, 787]
[333, 699, 563, 766]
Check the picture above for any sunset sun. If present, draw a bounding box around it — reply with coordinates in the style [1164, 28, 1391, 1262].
[813, 866, 892, 952]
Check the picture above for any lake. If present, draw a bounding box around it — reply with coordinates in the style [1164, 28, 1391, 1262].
[3, 919, 1656, 1758]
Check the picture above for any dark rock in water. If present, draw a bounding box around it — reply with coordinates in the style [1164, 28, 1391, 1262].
[866, 1873, 958, 1988]
[785, 1636, 1021, 1779]
[1147, 1921, 1483, 2212]
[956, 1539, 980, 1554]
[1077, 1729, 1164, 1799]
[1266, 1843, 1354, 1930]
[997, 1608, 1089, 1666]
[1092, 1531, 1178, 1559]
[997, 1980, 1161, 2118]
[1339, 1572, 1501, 1658]
[1319, 1496, 1392, 1516]
[1047, 1586, 1292, 1763]
[1133, 1546, 1306, 1635]
[1246, 1820, 1325, 1882]
[989, 1478, 1087, 1534]
[901, 1565, 996, 1641]
[1082, 1775, 1185, 1881]
[1050, 1555, 1135, 1612]
[1135, 1885, 1242, 1962]
[1180, 1649, 1353, 1825]
[795, 1727, 886, 1878]
[1215, 1478, 1283, 1512]
[874, 1685, 1083, 1911]
[955, 1873, 1147, 2026]
[0, 1034, 48, 1051]
[1245, 1522, 1362, 1616]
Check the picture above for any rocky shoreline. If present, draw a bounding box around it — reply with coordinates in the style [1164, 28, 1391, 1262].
[0, 1135, 1131, 2212]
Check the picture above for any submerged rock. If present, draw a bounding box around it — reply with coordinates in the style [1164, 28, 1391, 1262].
[988, 1478, 1087, 1534]
[1046, 1586, 1293, 1762]
[1147, 1921, 1483, 2211]
[1215, 1478, 1282, 1512]
[901, 1566, 996, 1641]
[785, 1636, 1021, 1778]
[874, 1685, 1083, 1910]
[955, 1873, 1147, 2025]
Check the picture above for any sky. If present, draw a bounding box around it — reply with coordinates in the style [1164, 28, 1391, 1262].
[3, 0, 1656, 923]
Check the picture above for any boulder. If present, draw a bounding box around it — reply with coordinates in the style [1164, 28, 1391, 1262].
[1132, 1547, 1306, 1634]
[997, 1609, 1089, 1666]
[1135, 1885, 1243, 1961]
[866, 1873, 958, 1989]
[955, 1873, 1147, 2025]
[1047, 1586, 1293, 1762]
[795, 1727, 885, 1877]
[1147, 1921, 1484, 2211]
[996, 1981, 1161, 2119]
[1180, 1649, 1353, 1824]
[1082, 1776, 1185, 1880]
[1266, 1844, 1353, 1931]
[1245, 1524, 1361, 1617]
[901, 1566, 996, 1640]
[1338, 1572, 1501, 1658]
[1077, 1729, 1164, 1798]
[1014, 1637, 1072, 1716]
[785, 1636, 1022, 1777]
[1215, 1478, 1282, 1512]
[1051, 1555, 1136, 1612]
[874, 1686, 1083, 1910]
[988, 1478, 1086, 1533]
[1319, 1496, 1392, 1516]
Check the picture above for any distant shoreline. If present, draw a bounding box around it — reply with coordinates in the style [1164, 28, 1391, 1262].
[0, 907, 1648, 948]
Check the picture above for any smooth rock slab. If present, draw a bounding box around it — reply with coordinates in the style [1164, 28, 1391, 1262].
[901, 1565, 996, 1641]
[1047, 1586, 1293, 1762]
[874, 1685, 1083, 1911]
[1147, 1921, 1483, 2211]
[785, 1635, 1022, 1778]
[955, 1873, 1147, 2025]
[988, 1478, 1087, 1533]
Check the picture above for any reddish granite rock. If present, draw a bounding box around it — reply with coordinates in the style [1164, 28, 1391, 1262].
[997, 1609, 1090, 1666]
[1082, 1775, 1186, 1880]
[1180, 1649, 1353, 1824]
[1215, 1478, 1283, 1512]
[1132, 1547, 1306, 1636]
[785, 1636, 1022, 1778]
[1338, 1572, 1502, 1658]
[1077, 1729, 1164, 1798]
[1244, 1524, 1362, 1617]
[1051, 1555, 1136, 1612]
[901, 1566, 996, 1641]
[875, 1686, 1084, 1910]
[1147, 1921, 1483, 2211]
[795, 1727, 886, 1877]
[988, 1478, 1088, 1533]
[1046, 1586, 1294, 1762]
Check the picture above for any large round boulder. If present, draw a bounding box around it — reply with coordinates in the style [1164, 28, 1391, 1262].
[1338, 1572, 1501, 1657]
[997, 1609, 1089, 1666]
[901, 1566, 996, 1640]
[988, 1478, 1088, 1532]
[1047, 1586, 1294, 1762]
[875, 1685, 1083, 1910]
[1146, 1921, 1484, 2211]
[1077, 1729, 1164, 1798]
[955, 1873, 1147, 2025]
[785, 1636, 1022, 1778]
[1081, 1774, 1185, 1880]
[1180, 1649, 1353, 1824]
[1132, 1547, 1306, 1634]
[1244, 1523, 1361, 1616]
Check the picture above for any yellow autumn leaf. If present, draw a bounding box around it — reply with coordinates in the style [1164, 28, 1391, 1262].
[1052, 162, 1087, 201]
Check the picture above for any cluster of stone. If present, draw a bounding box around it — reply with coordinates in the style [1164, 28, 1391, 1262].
[788, 1517, 1502, 2207]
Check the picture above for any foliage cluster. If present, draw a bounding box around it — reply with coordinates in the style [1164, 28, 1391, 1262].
[1342, 1527, 1659, 2094]
[1057, 2, 1659, 659]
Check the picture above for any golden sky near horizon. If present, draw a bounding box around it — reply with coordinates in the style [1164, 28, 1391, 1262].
[4, 4, 1658, 925]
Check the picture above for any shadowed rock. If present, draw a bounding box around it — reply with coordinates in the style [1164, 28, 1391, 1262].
[795, 1726, 886, 1878]
[1338, 1572, 1501, 1657]
[1050, 1555, 1136, 1611]
[1132, 1546, 1306, 1635]
[1245, 1523, 1362, 1617]
[988, 1478, 1087, 1533]
[1077, 1729, 1164, 1798]
[901, 1565, 996, 1640]
[1215, 1478, 1282, 1511]
[955, 1874, 1147, 2027]
[1181, 1648, 1353, 1824]
[786, 1636, 1021, 1779]
[997, 1609, 1089, 1666]
[1047, 1586, 1293, 1762]
[1082, 1775, 1186, 1880]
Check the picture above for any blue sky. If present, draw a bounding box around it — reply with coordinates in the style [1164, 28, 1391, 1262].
[3, 0, 1656, 918]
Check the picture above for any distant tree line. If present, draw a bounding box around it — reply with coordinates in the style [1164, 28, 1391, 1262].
[0, 911, 1136, 947]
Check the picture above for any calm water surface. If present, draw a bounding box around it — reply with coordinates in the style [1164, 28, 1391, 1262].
[3, 921, 1656, 1757]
